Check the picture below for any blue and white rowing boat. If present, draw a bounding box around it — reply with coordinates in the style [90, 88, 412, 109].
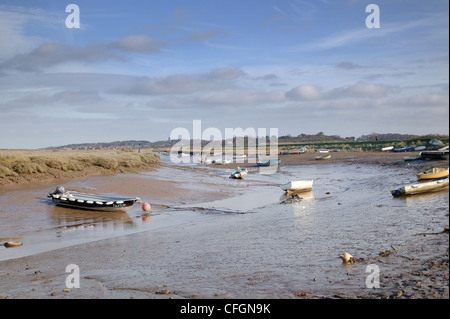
[47, 186, 140, 212]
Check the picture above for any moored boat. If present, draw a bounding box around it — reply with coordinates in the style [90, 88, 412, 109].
[230, 167, 248, 179]
[391, 177, 449, 197]
[280, 180, 314, 192]
[257, 159, 281, 166]
[420, 150, 449, 160]
[417, 167, 449, 180]
[315, 155, 331, 160]
[47, 186, 140, 212]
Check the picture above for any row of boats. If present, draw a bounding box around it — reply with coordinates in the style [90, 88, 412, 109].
[47, 162, 448, 212]
[230, 165, 449, 198]
[391, 167, 449, 197]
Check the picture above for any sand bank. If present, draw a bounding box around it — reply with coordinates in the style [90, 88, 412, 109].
[0, 149, 161, 189]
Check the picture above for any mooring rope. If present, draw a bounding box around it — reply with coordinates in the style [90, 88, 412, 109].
[342, 227, 448, 263]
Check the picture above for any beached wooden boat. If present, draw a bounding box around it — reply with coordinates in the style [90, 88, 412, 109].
[288, 148, 301, 154]
[417, 167, 449, 180]
[391, 177, 449, 197]
[230, 167, 248, 179]
[257, 159, 281, 166]
[315, 155, 331, 160]
[280, 180, 314, 192]
[47, 186, 140, 212]
[420, 150, 449, 160]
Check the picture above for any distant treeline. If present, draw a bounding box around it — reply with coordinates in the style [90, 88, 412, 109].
[46, 133, 448, 151]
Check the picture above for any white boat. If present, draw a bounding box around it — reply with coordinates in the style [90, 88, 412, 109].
[230, 167, 248, 179]
[381, 146, 394, 151]
[178, 153, 190, 158]
[429, 139, 442, 146]
[315, 155, 331, 160]
[47, 186, 140, 212]
[198, 158, 212, 164]
[391, 177, 449, 197]
[414, 146, 426, 151]
[280, 180, 314, 192]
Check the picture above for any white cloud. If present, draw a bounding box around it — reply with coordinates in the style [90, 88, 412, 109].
[331, 82, 391, 99]
[407, 94, 449, 106]
[114, 66, 246, 95]
[1, 42, 124, 72]
[286, 82, 391, 101]
[109, 35, 165, 53]
[286, 85, 323, 101]
[0, 9, 42, 60]
[299, 13, 448, 52]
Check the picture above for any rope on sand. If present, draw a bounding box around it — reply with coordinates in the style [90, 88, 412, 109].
[340, 226, 448, 264]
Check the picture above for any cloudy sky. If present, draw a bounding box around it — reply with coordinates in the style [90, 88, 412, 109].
[0, 0, 448, 149]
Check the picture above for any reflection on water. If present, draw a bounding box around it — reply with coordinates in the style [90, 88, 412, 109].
[49, 206, 134, 238]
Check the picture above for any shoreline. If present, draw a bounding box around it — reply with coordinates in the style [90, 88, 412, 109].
[1, 150, 447, 191]
[0, 151, 448, 300]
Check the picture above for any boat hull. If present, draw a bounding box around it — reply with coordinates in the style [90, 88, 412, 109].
[417, 167, 449, 180]
[257, 159, 281, 166]
[420, 151, 449, 160]
[315, 155, 331, 160]
[280, 180, 314, 192]
[230, 168, 248, 179]
[48, 191, 140, 212]
[391, 178, 449, 197]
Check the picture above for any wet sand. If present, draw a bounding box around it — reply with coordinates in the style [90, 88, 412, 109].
[0, 151, 448, 301]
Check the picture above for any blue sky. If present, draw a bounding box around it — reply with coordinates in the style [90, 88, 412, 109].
[0, 0, 448, 149]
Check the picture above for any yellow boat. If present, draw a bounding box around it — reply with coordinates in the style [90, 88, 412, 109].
[417, 167, 449, 180]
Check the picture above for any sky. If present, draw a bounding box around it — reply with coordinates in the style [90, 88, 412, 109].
[0, 0, 448, 149]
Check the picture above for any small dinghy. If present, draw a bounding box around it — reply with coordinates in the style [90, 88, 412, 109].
[257, 159, 281, 166]
[230, 167, 248, 179]
[315, 154, 331, 160]
[47, 186, 140, 212]
[280, 180, 314, 192]
[391, 177, 449, 197]
[417, 167, 449, 180]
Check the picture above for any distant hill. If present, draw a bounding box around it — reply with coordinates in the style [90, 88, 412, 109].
[45, 133, 448, 150]
[45, 140, 175, 150]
